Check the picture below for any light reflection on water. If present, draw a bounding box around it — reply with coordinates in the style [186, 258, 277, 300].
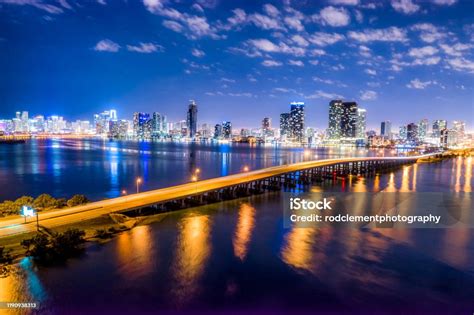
[0, 146, 473, 313]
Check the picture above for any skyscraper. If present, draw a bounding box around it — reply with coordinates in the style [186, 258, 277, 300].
[222, 121, 232, 139]
[290, 102, 305, 143]
[418, 119, 429, 141]
[341, 101, 358, 138]
[328, 100, 343, 139]
[407, 123, 419, 143]
[432, 120, 447, 138]
[187, 100, 198, 138]
[133, 112, 150, 139]
[279, 113, 290, 137]
[380, 121, 392, 138]
[214, 124, 222, 139]
[356, 108, 366, 139]
[262, 117, 271, 136]
[152, 112, 167, 138]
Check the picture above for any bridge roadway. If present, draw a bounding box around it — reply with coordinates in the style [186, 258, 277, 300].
[0, 154, 436, 237]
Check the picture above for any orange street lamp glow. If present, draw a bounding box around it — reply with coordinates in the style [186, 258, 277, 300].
[122, 190, 127, 195]
[195, 168, 201, 174]
[191, 175, 198, 182]
[243, 166, 249, 172]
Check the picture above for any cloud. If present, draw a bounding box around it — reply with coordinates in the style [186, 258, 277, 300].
[328, 0, 359, 5]
[263, 4, 279, 17]
[365, 69, 377, 75]
[94, 39, 120, 52]
[313, 77, 334, 84]
[446, 57, 474, 73]
[221, 77, 235, 83]
[314, 6, 350, 27]
[249, 13, 284, 30]
[360, 90, 377, 100]
[410, 23, 446, 43]
[273, 87, 296, 93]
[97, 0, 106, 4]
[0, 0, 66, 13]
[306, 90, 344, 99]
[308, 32, 345, 46]
[359, 45, 371, 57]
[162, 20, 184, 32]
[288, 60, 304, 67]
[292, 35, 309, 47]
[127, 42, 163, 53]
[431, 0, 457, 5]
[247, 39, 306, 56]
[191, 48, 205, 57]
[408, 46, 438, 58]
[284, 16, 304, 31]
[348, 27, 408, 42]
[412, 56, 441, 65]
[262, 60, 283, 67]
[144, 0, 221, 39]
[439, 43, 472, 56]
[406, 79, 435, 89]
[228, 92, 253, 97]
[391, 0, 420, 14]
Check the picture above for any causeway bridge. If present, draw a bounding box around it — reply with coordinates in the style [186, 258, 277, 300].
[0, 153, 445, 237]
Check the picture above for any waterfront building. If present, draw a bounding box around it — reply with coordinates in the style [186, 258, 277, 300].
[290, 102, 305, 143]
[262, 117, 271, 137]
[133, 112, 150, 139]
[432, 120, 447, 138]
[279, 113, 291, 138]
[186, 100, 198, 138]
[399, 125, 407, 140]
[152, 112, 167, 138]
[328, 100, 343, 139]
[418, 119, 429, 141]
[94, 110, 117, 135]
[214, 124, 222, 139]
[407, 123, 419, 143]
[109, 120, 128, 138]
[222, 121, 232, 139]
[380, 121, 392, 139]
[452, 121, 465, 139]
[356, 108, 366, 139]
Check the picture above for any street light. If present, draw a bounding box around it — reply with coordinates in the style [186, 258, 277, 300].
[21, 205, 39, 231]
[122, 190, 127, 195]
[243, 165, 249, 172]
[136, 177, 142, 194]
[194, 168, 201, 174]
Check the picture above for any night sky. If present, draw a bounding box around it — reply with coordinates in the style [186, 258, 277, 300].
[0, 0, 473, 131]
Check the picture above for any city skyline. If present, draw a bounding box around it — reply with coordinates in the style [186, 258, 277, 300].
[0, 0, 473, 130]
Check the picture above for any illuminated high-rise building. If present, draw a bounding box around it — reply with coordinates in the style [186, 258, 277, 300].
[328, 100, 343, 139]
[452, 121, 465, 139]
[186, 100, 198, 138]
[340, 101, 358, 138]
[222, 121, 232, 139]
[380, 121, 392, 138]
[290, 102, 305, 142]
[418, 119, 429, 141]
[279, 113, 290, 137]
[262, 117, 271, 136]
[214, 124, 222, 139]
[133, 112, 150, 139]
[356, 108, 366, 139]
[432, 120, 447, 138]
[407, 123, 419, 143]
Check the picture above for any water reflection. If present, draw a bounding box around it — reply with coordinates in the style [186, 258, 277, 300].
[233, 203, 256, 261]
[170, 214, 212, 305]
[115, 225, 155, 280]
[281, 226, 318, 272]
